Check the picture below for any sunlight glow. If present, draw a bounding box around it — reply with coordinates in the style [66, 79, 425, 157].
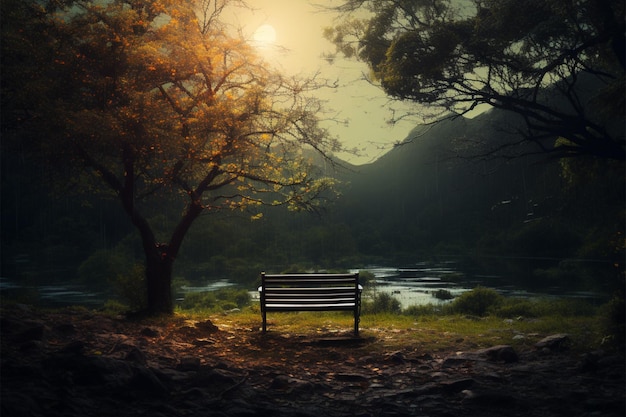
[252, 24, 277, 47]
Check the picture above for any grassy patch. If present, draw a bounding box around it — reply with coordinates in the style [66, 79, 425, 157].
[173, 287, 621, 354]
[193, 303, 610, 355]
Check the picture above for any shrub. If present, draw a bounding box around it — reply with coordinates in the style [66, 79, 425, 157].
[78, 249, 130, 287]
[359, 271, 375, 288]
[432, 289, 454, 300]
[450, 286, 503, 316]
[178, 287, 251, 312]
[113, 264, 147, 312]
[534, 298, 596, 316]
[493, 299, 539, 318]
[404, 304, 441, 317]
[599, 294, 625, 349]
[180, 291, 217, 310]
[102, 299, 128, 315]
[363, 292, 402, 315]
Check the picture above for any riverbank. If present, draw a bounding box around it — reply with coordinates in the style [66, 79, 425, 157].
[1, 305, 624, 416]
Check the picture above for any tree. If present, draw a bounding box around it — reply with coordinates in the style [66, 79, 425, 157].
[325, 0, 625, 160]
[2, 0, 339, 314]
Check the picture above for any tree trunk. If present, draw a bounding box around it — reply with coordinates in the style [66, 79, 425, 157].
[145, 248, 174, 315]
[141, 201, 203, 315]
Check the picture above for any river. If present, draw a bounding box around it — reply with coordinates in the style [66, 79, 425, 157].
[0, 259, 610, 308]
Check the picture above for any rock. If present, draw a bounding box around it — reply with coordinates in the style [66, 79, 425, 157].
[385, 350, 405, 363]
[462, 389, 517, 406]
[334, 373, 369, 383]
[177, 356, 201, 371]
[193, 337, 216, 346]
[440, 378, 475, 393]
[125, 346, 147, 365]
[61, 340, 86, 355]
[535, 334, 570, 351]
[129, 366, 169, 397]
[476, 345, 519, 363]
[140, 327, 161, 338]
[270, 375, 314, 391]
[196, 319, 219, 333]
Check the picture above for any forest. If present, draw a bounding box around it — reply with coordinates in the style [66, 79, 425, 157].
[1, 0, 624, 313]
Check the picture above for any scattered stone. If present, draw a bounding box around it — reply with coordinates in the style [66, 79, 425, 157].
[440, 378, 475, 393]
[462, 389, 517, 406]
[125, 346, 147, 365]
[196, 319, 219, 333]
[177, 356, 201, 371]
[385, 350, 405, 363]
[334, 373, 369, 383]
[476, 345, 519, 363]
[140, 327, 161, 338]
[535, 334, 570, 351]
[270, 375, 314, 392]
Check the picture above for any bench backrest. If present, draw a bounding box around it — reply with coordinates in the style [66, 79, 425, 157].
[260, 272, 360, 311]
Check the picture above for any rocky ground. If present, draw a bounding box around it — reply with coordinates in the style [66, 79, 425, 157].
[1, 305, 624, 417]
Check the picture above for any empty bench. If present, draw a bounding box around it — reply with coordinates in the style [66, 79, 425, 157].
[258, 272, 363, 335]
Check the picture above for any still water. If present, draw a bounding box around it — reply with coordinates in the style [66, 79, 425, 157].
[0, 259, 609, 308]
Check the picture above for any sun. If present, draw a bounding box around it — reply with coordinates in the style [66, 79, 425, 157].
[252, 24, 277, 47]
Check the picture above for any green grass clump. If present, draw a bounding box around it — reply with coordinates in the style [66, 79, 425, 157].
[448, 286, 503, 316]
[362, 292, 402, 315]
[177, 287, 251, 313]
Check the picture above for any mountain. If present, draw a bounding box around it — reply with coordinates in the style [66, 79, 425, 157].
[333, 107, 568, 259]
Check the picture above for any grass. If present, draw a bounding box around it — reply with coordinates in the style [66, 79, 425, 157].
[177, 304, 609, 355]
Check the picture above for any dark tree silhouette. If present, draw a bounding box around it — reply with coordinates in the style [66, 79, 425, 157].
[326, 0, 625, 160]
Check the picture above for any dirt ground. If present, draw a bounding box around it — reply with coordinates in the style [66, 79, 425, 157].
[2, 306, 624, 416]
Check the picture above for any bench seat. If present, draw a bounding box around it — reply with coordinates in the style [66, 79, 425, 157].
[258, 272, 362, 335]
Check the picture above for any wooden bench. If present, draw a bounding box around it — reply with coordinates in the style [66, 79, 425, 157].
[258, 272, 363, 335]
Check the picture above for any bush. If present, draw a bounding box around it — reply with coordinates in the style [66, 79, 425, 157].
[404, 304, 441, 317]
[432, 289, 454, 300]
[535, 298, 596, 316]
[102, 299, 128, 315]
[450, 286, 503, 316]
[78, 249, 131, 287]
[178, 287, 251, 312]
[493, 299, 539, 318]
[363, 292, 402, 315]
[599, 294, 625, 349]
[359, 271, 375, 288]
[113, 264, 147, 312]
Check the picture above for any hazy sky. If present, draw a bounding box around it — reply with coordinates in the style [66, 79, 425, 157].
[225, 0, 418, 165]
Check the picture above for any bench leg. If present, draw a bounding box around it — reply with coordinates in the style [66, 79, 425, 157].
[262, 310, 267, 333]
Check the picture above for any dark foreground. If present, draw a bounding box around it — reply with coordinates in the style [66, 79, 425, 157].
[1, 305, 624, 417]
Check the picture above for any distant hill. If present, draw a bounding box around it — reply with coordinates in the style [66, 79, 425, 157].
[332, 107, 567, 259]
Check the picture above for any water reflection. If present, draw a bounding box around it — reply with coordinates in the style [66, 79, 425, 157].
[1, 257, 610, 308]
[354, 265, 470, 308]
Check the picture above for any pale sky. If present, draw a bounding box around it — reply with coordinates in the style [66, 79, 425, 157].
[225, 0, 419, 165]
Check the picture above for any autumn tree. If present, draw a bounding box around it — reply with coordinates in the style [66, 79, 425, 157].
[2, 0, 340, 314]
[325, 0, 625, 160]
